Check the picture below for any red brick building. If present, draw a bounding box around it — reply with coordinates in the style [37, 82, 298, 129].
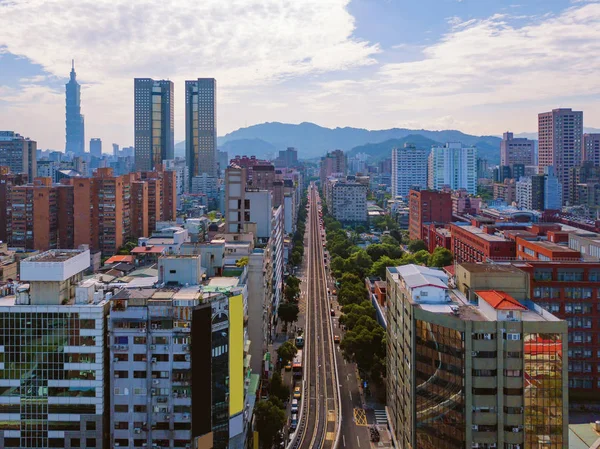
[514, 261, 600, 400]
[450, 224, 516, 263]
[515, 236, 580, 261]
[408, 189, 452, 241]
[422, 223, 452, 253]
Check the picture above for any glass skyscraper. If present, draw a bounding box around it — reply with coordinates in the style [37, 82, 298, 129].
[65, 60, 85, 155]
[134, 78, 174, 172]
[185, 78, 217, 188]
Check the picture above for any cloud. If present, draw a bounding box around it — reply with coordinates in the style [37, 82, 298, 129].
[0, 0, 378, 147]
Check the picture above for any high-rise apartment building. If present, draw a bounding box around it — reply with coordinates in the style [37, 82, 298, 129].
[134, 78, 175, 171]
[325, 177, 368, 223]
[319, 150, 346, 188]
[109, 264, 251, 449]
[0, 131, 37, 179]
[583, 134, 600, 167]
[386, 264, 568, 449]
[65, 60, 85, 154]
[113, 143, 120, 157]
[391, 145, 429, 198]
[0, 249, 109, 449]
[90, 137, 102, 158]
[428, 142, 477, 194]
[500, 132, 535, 168]
[408, 188, 452, 241]
[538, 108, 583, 205]
[185, 78, 217, 185]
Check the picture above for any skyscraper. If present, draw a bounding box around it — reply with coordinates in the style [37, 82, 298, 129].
[185, 78, 217, 187]
[134, 78, 174, 171]
[427, 142, 477, 194]
[583, 133, 600, 167]
[538, 108, 583, 205]
[0, 131, 37, 179]
[65, 60, 85, 154]
[391, 145, 429, 198]
[90, 137, 102, 158]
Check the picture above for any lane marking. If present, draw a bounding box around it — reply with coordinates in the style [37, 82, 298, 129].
[343, 435, 346, 447]
[354, 407, 367, 426]
[357, 435, 361, 447]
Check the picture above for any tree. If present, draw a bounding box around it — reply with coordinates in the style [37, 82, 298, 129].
[235, 256, 248, 267]
[286, 276, 301, 290]
[355, 224, 367, 234]
[270, 371, 290, 402]
[255, 398, 286, 448]
[366, 243, 403, 262]
[277, 340, 298, 366]
[412, 250, 430, 265]
[369, 256, 402, 279]
[428, 247, 453, 268]
[408, 239, 427, 253]
[278, 302, 300, 329]
[340, 323, 386, 383]
[284, 285, 300, 303]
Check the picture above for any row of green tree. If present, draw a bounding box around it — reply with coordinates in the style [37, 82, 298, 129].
[323, 214, 453, 384]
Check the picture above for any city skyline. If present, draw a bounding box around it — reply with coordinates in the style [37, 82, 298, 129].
[1, 0, 600, 150]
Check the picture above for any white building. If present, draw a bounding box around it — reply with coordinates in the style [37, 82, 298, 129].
[0, 249, 109, 449]
[158, 254, 205, 285]
[516, 177, 534, 209]
[391, 146, 429, 198]
[428, 142, 477, 194]
[326, 177, 368, 223]
[164, 157, 189, 195]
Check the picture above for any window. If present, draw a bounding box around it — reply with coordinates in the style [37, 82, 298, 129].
[473, 387, 497, 395]
[504, 370, 521, 377]
[115, 405, 128, 413]
[505, 333, 521, 341]
[86, 421, 96, 431]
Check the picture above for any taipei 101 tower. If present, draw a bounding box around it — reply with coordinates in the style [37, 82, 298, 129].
[65, 60, 85, 154]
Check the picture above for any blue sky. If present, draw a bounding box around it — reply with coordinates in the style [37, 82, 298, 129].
[0, 0, 599, 151]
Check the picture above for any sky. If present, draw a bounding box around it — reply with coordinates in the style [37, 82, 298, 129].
[1, 0, 600, 151]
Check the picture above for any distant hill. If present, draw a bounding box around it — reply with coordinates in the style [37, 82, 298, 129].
[347, 135, 440, 161]
[218, 121, 502, 164]
[219, 138, 277, 158]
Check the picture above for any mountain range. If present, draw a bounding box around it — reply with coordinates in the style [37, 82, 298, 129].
[173, 122, 600, 166]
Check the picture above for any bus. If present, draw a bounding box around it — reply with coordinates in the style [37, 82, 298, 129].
[295, 335, 304, 348]
[292, 350, 303, 377]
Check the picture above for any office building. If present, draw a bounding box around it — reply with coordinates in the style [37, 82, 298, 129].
[185, 78, 217, 186]
[0, 131, 37, 179]
[544, 166, 563, 210]
[274, 147, 298, 168]
[386, 263, 568, 449]
[500, 132, 535, 167]
[90, 137, 102, 158]
[408, 188, 452, 241]
[65, 60, 85, 155]
[325, 177, 368, 223]
[391, 145, 429, 198]
[583, 134, 600, 167]
[538, 108, 583, 204]
[113, 143, 119, 157]
[134, 78, 174, 171]
[428, 142, 477, 194]
[0, 249, 109, 449]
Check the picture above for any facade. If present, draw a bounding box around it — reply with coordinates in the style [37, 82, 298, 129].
[326, 177, 367, 223]
[0, 249, 109, 449]
[512, 261, 600, 400]
[452, 189, 482, 216]
[134, 78, 175, 171]
[515, 236, 580, 261]
[90, 138, 102, 158]
[65, 61, 85, 155]
[391, 145, 429, 198]
[428, 142, 477, 194]
[185, 78, 217, 185]
[493, 179, 516, 205]
[538, 108, 583, 204]
[500, 132, 535, 167]
[408, 188, 452, 241]
[0, 131, 37, 179]
[386, 263, 568, 449]
[165, 158, 189, 196]
[191, 173, 218, 202]
[583, 134, 600, 167]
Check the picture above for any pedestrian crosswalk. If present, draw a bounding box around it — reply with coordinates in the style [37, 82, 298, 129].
[374, 409, 388, 425]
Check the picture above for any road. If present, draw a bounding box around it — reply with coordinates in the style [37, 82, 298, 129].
[291, 184, 340, 449]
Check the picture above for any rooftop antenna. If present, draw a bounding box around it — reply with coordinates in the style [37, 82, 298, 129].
[72, 59, 74, 70]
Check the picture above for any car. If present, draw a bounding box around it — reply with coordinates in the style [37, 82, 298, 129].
[290, 414, 298, 430]
[291, 399, 299, 413]
[332, 289, 337, 295]
[293, 386, 301, 399]
[334, 335, 341, 344]
[330, 308, 335, 316]
[285, 362, 292, 371]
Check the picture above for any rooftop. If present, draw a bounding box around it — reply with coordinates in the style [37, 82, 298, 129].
[24, 249, 85, 263]
[458, 262, 525, 274]
[453, 225, 509, 242]
[475, 290, 528, 311]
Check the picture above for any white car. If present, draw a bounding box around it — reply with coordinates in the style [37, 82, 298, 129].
[291, 399, 299, 413]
